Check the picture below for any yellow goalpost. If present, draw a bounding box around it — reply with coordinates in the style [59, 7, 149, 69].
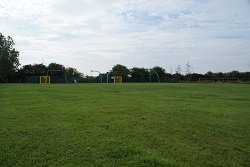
[114, 76, 122, 83]
[40, 76, 50, 84]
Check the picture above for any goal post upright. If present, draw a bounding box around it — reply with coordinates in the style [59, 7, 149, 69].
[114, 76, 122, 83]
[40, 76, 50, 84]
[144, 68, 160, 83]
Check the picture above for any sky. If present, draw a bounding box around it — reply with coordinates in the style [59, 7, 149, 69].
[1, 0, 250, 75]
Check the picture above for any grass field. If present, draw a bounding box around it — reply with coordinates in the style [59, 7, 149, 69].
[0, 83, 250, 167]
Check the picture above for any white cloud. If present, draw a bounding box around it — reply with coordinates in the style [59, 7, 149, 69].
[1, 0, 250, 75]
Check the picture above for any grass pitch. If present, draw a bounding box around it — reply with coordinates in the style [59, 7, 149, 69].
[0, 83, 250, 167]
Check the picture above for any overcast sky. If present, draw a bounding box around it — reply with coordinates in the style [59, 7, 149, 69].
[1, 0, 250, 75]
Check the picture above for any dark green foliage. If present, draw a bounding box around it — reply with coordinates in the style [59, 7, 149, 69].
[0, 33, 20, 83]
[111, 64, 130, 77]
[19, 64, 47, 77]
[66, 67, 84, 82]
[47, 63, 65, 71]
[18, 63, 84, 83]
[151, 66, 167, 77]
[130, 67, 149, 77]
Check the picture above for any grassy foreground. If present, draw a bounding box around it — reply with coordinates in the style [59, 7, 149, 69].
[0, 83, 250, 167]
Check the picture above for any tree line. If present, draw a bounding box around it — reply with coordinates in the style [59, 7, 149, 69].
[1, 33, 250, 83]
[19, 63, 83, 83]
[110, 64, 250, 83]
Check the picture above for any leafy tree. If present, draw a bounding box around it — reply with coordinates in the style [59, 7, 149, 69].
[48, 63, 65, 70]
[19, 64, 34, 76]
[174, 73, 184, 82]
[205, 71, 215, 78]
[239, 72, 250, 82]
[20, 64, 47, 76]
[18, 64, 47, 82]
[152, 66, 166, 77]
[111, 64, 130, 76]
[0, 33, 20, 82]
[185, 73, 204, 81]
[228, 70, 240, 78]
[130, 67, 149, 77]
[66, 67, 84, 82]
[240, 72, 250, 78]
[47, 63, 66, 78]
[31, 64, 47, 76]
[214, 72, 225, 78]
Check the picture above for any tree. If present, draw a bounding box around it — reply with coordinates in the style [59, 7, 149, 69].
[205, 71, 215, 78]
[111, 64, 130, 77]
[66, 67, 84, 82]
[214, 72, 225, 78]
[185, 73, 204, 81]
[17, 64, 47, 82]
[240, 72, 250, 78]
[130, 67, 149, 77]
[0, 33, 20, 82]
[19, 64, 34, 76]
[152, 66, 167, 77]
[48, 63, 65, 70]
[31, 64, 47, 76]
[19, 64, 47, 78]
[228, 70, 240, 78]
[47, 63, 66, 78]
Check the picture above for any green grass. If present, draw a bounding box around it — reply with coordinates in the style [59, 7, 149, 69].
[0, 83, 250, 167]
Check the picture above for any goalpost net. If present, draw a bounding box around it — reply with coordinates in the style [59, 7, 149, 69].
[46, 70, 68, 84]
[40, 76, 50, 84]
